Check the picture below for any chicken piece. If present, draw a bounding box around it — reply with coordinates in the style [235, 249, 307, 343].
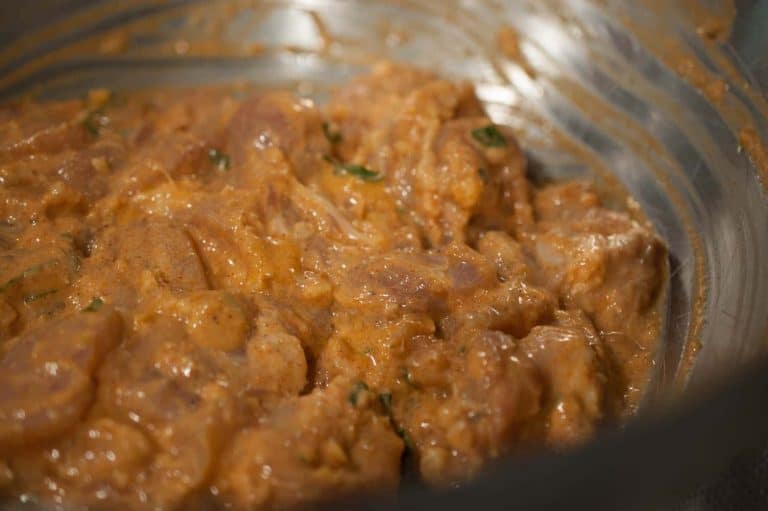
[225, 91, 330, 183]
[530, 182, 665, 331]
[0, 99, 88, 163]
[108, 132, 212, 197]
[398, 329, 542, 486]
[0, 143, 121, 221]
[529, 182, 666, 407]
[96, 315, 238, 509]
[0, 308, 123, 450]
[533, 180, 601, 222]
[437, 118, 533, 240]
[45, 418, 153, 503]
[476, 230, 533, 282]
[0, 227, 80, 334]
[214, 378, 403, 510]
[316, 246, 477, 388]
[317, 241, 552, 387]
[181, 188, 305, 294]
[519, 310, 609, 444]
[155, 290, 252, 352]
[326, 62, 483, 162]
[332, 251, 450, 317]
[243, 298, 311, 397]
[75, 219, 210, 310]
[441, 280, 556, 340]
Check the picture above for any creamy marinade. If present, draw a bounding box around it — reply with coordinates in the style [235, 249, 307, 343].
[0, 63, 665, 510]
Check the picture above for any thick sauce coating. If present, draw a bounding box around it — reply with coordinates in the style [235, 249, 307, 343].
[0, 63, 665, 509]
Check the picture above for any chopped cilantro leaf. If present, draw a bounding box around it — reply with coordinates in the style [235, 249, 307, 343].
[322, 122, 342, 144]
[81, 91, 117, 138]
[24, 289, 57, 303]
[471, 124, 508, 147]
[0, 260, 58, 293]
[336, 163, 382, 182]
[84, 297, 104, 312]
[348, 381, 369, 406]
[324, 155, 382, 182]
[82, 111, 103, 137]
[379, 392, 393, 414]
[396, 426, 415, 452]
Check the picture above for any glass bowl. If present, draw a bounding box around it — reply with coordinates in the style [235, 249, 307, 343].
[2, 1, 767, 509]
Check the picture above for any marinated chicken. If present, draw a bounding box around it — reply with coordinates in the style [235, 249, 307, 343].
[0, 63, 665, 510]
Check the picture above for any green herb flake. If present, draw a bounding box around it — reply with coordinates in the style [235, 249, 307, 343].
[324, 155, 382, 182]
[82, 111, 103, 137]
[478, 168, 489, 183]
[0, 276, 22, 294]
[69, 254, 81, 276]
[0, 259, 58, 293]
[84, 297, 104, 313]
[81, 91, 116, 138]
[396, 426, 415, 452]
[471, 124, 508, 148]
[337, 163, 382, 182]
[208, 148, 230, 171]
[24, 289, 57, 303]
[379, 392, 393, 414]
[322, 121, 342, 144]
[348, 381, 369, 406]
